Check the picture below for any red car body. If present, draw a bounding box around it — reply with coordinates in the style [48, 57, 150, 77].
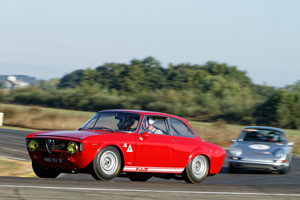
[26, 110, 225, 183]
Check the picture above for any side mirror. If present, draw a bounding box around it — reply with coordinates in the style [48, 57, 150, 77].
[288, 142, 294, 147]
[142, 132, 150, 138]
[230, 138, 237, 143]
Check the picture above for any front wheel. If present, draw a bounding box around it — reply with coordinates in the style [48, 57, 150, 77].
[183, 155, 209, 184]
[92, 146, 121, 181]
[279, 163, 290, 174]
[32, 162, 60, 178]
[229, 163, 239, 173]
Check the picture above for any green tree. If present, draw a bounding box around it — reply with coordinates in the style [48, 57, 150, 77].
[255, 89, 300, 129]
[58, 70, 84, 88]
[285, 80, 300, 92]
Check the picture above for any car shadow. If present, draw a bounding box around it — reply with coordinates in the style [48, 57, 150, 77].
[219, 167, 278, 174]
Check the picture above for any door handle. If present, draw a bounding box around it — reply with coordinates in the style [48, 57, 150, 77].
[172, 140, 177, 143]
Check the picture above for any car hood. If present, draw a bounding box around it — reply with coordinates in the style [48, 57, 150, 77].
[32, 130, 112, 140]
[234, 141, 288, 161]
[237, 141, 285, 153]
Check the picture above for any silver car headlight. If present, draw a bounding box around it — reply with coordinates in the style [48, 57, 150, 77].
[229, 147, 242, 157]
[274, 149, 286, 159]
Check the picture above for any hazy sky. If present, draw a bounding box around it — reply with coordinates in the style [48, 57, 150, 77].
[1, 0, 299, 87]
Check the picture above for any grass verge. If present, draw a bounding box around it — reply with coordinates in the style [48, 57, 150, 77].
[0, 157, 35, 177]
[0, 103, 94, 130]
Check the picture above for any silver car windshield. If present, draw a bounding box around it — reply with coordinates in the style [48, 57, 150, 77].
[80, 112, 140, 132]
[238, 129, 286, 143]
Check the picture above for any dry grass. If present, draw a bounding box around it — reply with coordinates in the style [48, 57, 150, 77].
[0, 104, 93, 130]
[0, 158, 34, 177]
[287, 135, 300, 155]
[192, 121, 241, 149]
[194, 126, 238, 149]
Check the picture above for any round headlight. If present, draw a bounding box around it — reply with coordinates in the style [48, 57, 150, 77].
[28, 139, 39, 152]
[229, 147, 242, 157]
[67, 141, 78, 155]
[274, 149, 286, 159]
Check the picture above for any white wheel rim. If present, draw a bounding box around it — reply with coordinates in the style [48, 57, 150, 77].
[191, 156, 207, 178]
[100, 150, 118, 175]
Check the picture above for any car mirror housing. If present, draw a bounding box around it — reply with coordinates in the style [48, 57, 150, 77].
[288, 142, 294, 147]
[142, 132, 150, 138]
[230, 138, 237, 143]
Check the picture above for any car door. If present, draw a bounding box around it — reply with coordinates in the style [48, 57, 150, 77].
[134, 116, 174, 168]
[168, 117, 199, 168]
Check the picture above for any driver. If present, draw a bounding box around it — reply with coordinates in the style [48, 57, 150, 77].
[147, 118, 163, 134]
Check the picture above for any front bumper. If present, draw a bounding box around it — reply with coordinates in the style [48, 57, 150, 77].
[28, 149, 89, 170]
[229, 158, 287, 171]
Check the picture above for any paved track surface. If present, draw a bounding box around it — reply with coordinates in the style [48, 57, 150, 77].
[1, 128, 300, 200]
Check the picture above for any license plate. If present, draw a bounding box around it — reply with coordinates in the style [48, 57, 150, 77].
[44, 158, 63, 163]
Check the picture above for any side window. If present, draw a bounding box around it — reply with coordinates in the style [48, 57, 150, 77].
[139, 116, 169, 135]
[169, 118, 195, 137]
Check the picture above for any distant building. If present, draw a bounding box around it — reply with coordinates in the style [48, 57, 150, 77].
[2, 75, 30, 90]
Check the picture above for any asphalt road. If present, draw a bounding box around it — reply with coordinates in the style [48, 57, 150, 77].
[0, 128, 300, 200]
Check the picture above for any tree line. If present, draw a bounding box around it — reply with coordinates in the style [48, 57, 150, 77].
[0, 57, 299, 129]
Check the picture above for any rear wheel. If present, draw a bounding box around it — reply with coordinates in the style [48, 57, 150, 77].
[32, 162, 60, 178]
[183, 155, 209, 184]
[92, 146, 121, 181]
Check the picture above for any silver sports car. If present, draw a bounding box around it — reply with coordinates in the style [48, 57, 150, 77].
[229, 126, 293, 174]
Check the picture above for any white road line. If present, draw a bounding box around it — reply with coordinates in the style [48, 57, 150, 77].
[0, 155, 30, 161]
[0, 185, 299, 197]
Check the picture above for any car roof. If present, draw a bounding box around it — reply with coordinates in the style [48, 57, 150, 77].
[242, 126, 284, 133]
[99, 109, 188, 123]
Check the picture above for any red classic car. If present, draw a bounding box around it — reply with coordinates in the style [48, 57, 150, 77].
[26, 110, 225, 183]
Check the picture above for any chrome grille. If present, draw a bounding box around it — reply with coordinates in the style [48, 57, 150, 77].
[34, 139, 70, 152]
[46, 139, 55, 154]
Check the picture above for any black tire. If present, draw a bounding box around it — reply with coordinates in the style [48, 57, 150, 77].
[92, 146, 121, 181]
[89, 163, 101, 180]
[183, 155, 209, 184]
[229, 163, 238, 173]
[279, 163, 290, 174]
[32, 162, 60, 178]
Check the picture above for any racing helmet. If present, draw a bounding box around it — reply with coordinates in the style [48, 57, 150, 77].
[148, 118, 155, 125]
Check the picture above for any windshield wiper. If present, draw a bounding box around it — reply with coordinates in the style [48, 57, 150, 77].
[93, 126, 115, 133]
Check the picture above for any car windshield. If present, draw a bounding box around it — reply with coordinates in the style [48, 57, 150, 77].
[238, 129, 286, 143]
[80, 112, 140, 132]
